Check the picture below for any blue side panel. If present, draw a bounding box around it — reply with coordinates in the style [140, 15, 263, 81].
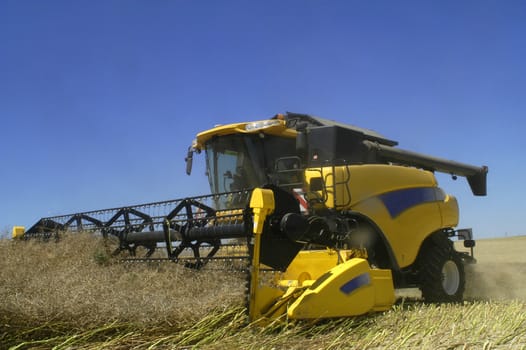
[340, 273, 371, 295]
[380, 187, 438, 218]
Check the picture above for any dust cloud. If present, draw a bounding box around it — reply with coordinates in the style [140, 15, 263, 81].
[461, 236, 526, 301]
[464, 262, 526, 301]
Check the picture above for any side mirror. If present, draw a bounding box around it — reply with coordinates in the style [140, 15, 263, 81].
[185, 147, 194, 175]
[464, 239, 476, 248]
[456, 228, 473, 240]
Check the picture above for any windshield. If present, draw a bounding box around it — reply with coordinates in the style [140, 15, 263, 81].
[206, 134, 265, 194]
[205, 134, 297, 208]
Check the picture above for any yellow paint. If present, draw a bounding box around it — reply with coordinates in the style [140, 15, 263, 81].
[249, 188, 275, 234]
[248, 188, 275, 321]
[194, 119, 296, 150]
[439, 194, 459, 228]
[11, 226, 25, 239]
[305, 164, 459, 267]
[281, 249, 340, 282]
[287, 258, 394, 319]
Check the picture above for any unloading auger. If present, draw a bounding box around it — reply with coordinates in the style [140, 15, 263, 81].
[16, 112, 488, 322]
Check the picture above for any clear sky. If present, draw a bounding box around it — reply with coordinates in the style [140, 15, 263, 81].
[1, 1, 525, 239]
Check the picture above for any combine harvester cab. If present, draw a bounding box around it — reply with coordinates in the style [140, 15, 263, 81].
[20, 112, 487, 322]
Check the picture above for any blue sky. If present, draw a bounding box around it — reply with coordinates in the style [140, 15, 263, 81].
[1, 1, 525, 239]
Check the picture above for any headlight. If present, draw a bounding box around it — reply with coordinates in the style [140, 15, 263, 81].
[245, 119, 282, 131]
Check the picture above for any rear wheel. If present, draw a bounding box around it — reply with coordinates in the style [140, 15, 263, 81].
[417, 232, 465, 302]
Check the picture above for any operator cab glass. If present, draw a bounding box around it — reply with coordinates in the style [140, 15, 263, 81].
[205, 134, 298, 208]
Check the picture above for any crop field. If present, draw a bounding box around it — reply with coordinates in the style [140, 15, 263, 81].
[1, 234, 525, 349]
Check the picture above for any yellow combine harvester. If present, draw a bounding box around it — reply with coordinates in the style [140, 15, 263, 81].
[17, 112, 487, 322]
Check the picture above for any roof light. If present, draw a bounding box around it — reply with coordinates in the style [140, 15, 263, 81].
[245, 119, 282, 131]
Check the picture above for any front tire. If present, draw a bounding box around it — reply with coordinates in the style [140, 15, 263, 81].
[417, 233, 465, 302]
